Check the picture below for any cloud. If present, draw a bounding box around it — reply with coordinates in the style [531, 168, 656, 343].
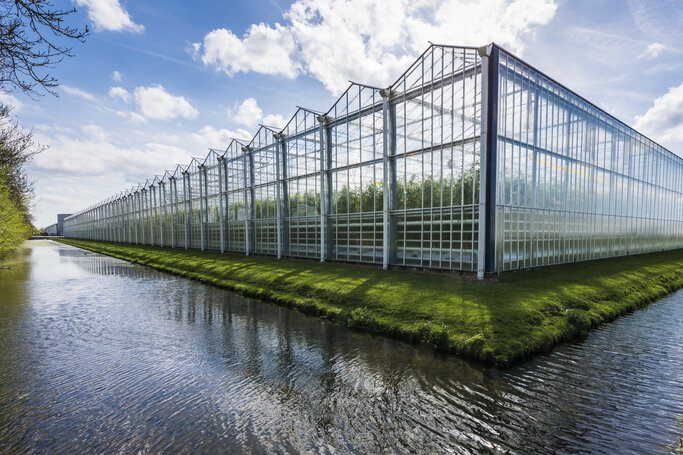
[61, 85, 97, 101]
[262, 113, 287, 129]
[133, 85, 199, 120]
[196, 23, 299, 78]
[0, 92, 22, 111]
[635, 82, 683, 150]
[191, 125, 252, 148]
[111, 70, 123, 81]
[642, 42, 666, 58]
[231, 98, 263, 126]
[230, 97, 288, 130]
[110, 109, 147, 124]
[74, 0, 144, 33]
[194, 0, 558, 94]
[108, 86, 131, 102]
[32, 124, 192, 179]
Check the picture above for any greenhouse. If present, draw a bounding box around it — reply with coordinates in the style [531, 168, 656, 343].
[63, 43, 683, 278]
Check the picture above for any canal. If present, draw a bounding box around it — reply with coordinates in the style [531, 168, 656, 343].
[0, 240, 681, 453]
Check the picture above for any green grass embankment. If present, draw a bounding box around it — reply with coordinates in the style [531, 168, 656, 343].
[56, 238, 683, 365]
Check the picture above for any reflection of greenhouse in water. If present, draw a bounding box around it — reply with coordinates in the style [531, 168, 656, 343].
[64, 43, 683, 277]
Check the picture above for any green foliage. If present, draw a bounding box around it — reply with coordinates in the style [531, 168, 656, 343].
[220, 167, 480, 218]
[0, 106, 41, 258]
[0, 171, 33, 258]
[56, 238, 683, 366]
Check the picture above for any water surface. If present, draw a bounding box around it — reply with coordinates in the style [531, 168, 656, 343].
[0, 240, 681, 453]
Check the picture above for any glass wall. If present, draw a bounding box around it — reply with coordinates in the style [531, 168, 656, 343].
[495, 49, 683, 271]
[63, 43, 683, 274]
[64, 44, 483, 272]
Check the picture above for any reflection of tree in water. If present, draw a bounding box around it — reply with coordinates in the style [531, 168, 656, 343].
[0, 242, 36, 450]
[0, 243, 31, 320]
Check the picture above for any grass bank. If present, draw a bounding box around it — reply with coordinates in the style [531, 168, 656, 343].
[56, 238, 683, 366]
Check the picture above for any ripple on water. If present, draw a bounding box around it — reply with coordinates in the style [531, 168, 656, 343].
[0, 241, 681, 454]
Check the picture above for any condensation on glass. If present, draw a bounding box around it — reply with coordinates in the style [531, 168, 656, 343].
[63, 43, 683, 276]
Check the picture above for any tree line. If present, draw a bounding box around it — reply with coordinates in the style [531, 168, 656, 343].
[0, 0, 87, 258]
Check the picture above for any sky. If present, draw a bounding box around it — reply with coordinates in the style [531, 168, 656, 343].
[5, 0, 683, 227]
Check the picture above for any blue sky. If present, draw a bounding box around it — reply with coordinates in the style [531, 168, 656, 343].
[6, 0, 683, 227]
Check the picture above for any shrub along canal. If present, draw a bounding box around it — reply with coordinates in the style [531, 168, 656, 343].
[1, 240, 682, 453]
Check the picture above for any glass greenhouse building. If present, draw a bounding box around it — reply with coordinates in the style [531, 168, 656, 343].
[64, 43, 683, 278]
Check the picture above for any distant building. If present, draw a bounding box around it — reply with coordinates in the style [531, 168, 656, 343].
[45, 224, 58, 236]
[57, 214, 72, 236]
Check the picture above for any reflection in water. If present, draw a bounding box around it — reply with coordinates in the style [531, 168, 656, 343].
[0, 240, 682, 454]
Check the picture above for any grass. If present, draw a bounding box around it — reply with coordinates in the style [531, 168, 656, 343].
[56, 238, 683, 366]
[668, 415, 683, 454]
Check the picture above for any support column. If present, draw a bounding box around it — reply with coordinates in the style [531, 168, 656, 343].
[241, 146, 252, 256]
[530, 84, 540, 266]
[127, 195, 132, 244]
[115, 200, 119, 242]
[120, 198, 124, 242]
[149, 186, 155, 246]
[217, 157, 226, 253]
[477, 43, 501, 278]
[142, 188, 148, 245]
[205, 166, 211, 250]
[316, 115, 332, 262]
[105, 204, 109, 241]
[273, 133, 284, 259]
[170, 177, 177, 248]
[134, 192, 139, 245]
[183, 172, 191, 249]
[223, 157, 230, 252]
[160, 182, 166, 247]
[280, 137, 290, 256]
[199, 166, 206, 251]
[380, 88, 397, 270]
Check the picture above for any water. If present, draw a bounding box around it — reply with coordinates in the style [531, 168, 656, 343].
[0, 240, 681, 454]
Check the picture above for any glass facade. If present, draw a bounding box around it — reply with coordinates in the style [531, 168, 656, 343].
[63, 43, 683, 276]
[494, 48, 683, 272]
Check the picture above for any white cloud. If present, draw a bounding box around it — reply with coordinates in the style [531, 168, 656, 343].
[262, 113, 288, 129]
[635, 82, 683, 150]
[111, 70, 123, 81]
[75, 0, 144, 33]
[191, 125, 252, 148]
[0, 92, 22, 111]
[62, 85, 97, 101]
[108, 86, 131, 102]
[194, 0, 558, 94]
[196, 23, 299, 78]
[32, 125, 191, 179]
[642, 42, 666, 59]
[230, 97, 287, 130]
[133, 85, 199, 120]
[231, 98, 263, 126]
[110, 109, 147, 124]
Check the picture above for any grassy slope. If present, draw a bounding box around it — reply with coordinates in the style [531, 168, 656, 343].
[57, 238, 683, 365]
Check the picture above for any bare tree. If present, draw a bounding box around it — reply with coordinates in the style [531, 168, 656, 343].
[0, 0, 88, 96]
